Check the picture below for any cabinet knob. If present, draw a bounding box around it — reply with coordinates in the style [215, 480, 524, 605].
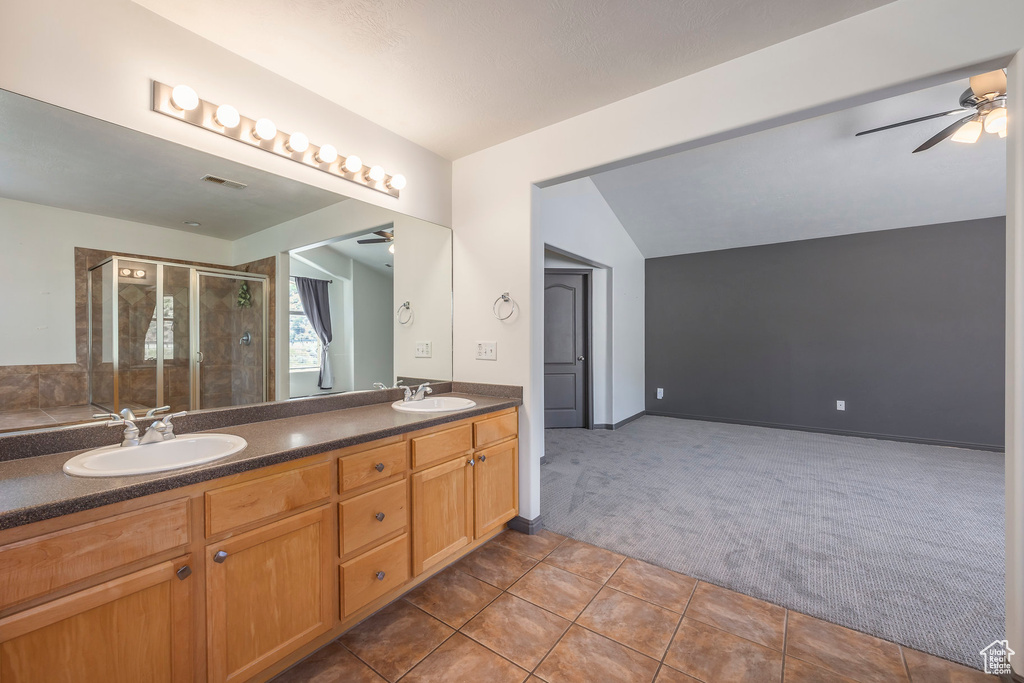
[479, 455, 487, 462]
[176, 565, 192, 581]
[375, 512, 386, 522]
[467, 458, 475, 466]
[214, 550, 228, 563]
[375, 463, 385, 472]
[376, 571, 386, 581]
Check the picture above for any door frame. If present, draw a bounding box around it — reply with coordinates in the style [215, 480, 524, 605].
[543, 268, 594, 430]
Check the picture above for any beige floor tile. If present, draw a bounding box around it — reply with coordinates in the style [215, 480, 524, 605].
[454, 542, 538, 589]
[401, 633, 528, 683]
[404, 567, 501, 628]
[902, 648, 996, 682]
[490, 529, 567, 560]
[785, 612, 908, 683]
[535, 624, 660, 683]
[544, 538, 625, 584]
[462, 593, 570, 670]
[508, 561, 602, 620]
[607, 558, 697, 613]
[339, 601, 453, 682]
[654, 665, 702, 682]
[577, 587, 681, 659]
[665, 618, 783, 683]
[685, 582, 786, 651]
[784, 656, 860, 682]
[273, 642, 385, 683]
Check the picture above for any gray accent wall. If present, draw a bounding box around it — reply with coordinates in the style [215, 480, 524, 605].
[645, 218, 1006, 450]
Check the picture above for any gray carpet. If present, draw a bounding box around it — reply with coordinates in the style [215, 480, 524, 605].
[541, 416, 1004, 668]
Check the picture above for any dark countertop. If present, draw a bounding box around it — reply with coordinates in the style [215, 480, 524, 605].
[0, 393, 519, 531]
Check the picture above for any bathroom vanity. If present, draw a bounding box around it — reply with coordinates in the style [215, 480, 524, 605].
[0, 393, 519, 682]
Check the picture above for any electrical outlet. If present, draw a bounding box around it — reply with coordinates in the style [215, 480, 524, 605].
[656, 388, 664, 400]
[415, 341, 432, 358]
[836, 400, 846, 411]
[476, 341, 497, 361]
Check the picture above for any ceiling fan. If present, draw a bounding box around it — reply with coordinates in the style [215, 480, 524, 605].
[357, 229, 395, 254]
[856, 69, 1008, 153]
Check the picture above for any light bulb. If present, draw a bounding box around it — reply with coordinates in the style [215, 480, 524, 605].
[214, 104, 240, 128]
[389, 243, 395, 254]
[252, 118, 277, 141]
[343, 155, 362, 173]
[366, 165, 385, 182]
[134, 270, 146, 278]
[387, 174, 407, 191]
[951, 119, 982, 144]
[287, 132, 309, 153]
[315, 144, 338, 164]
[119, 268, 132, 277]
[170, 85, 199, 111]
[984, 107, 1007, 135]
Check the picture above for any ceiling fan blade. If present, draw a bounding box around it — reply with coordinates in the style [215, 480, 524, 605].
[855, 109, 969, 136]
[912, 114, 976, 153]
[357, 238, 390, 244]
[373, 230, 394, 239]
[970, 69, 1007, 98]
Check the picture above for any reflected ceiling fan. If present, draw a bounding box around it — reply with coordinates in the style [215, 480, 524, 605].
[357, 229, 395, 254]
[856, 70, 1008, 152]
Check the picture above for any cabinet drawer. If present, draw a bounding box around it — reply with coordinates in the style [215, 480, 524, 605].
[341, 535, 409, 617]
[473, 411, 518, 448]
[411, 424, 472, 469]
[339, 480, 408, 557]
[0, 499, 189, 611]
[340, 442, 407, 493]
[205, 462, 331, 537]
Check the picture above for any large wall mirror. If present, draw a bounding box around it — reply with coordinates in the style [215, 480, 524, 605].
[0, 88, 452, 434]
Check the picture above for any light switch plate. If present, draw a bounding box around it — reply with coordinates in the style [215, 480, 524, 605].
[476, 341, 497, 361]
[415, 341, 432, 358]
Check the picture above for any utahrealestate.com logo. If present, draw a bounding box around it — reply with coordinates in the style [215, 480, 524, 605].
[980, 640, 1015, 675]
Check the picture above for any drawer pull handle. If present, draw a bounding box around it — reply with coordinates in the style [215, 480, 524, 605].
[375, 512, 386, 522]
[176, 565, 192, 581]
[375, 462, 385, 472]
[468, 458, 475, 467]
[376, 571, 386, 581]
[480, 455, 487, 462]
[214, 550, 228, 563]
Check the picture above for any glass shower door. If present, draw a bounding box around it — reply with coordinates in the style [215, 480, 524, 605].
[195, 272, 266, 409]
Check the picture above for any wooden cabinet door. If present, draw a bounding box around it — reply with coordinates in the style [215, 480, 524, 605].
[206, 506, 333, 683]
[474, 439, 519, 538]
[0, 556, 193, 683]
[411, 456, 473, 576]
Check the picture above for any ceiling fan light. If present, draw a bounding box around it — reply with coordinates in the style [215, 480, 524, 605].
[951, 119, 982, 144]
[1000, 129, 1008, 139]
[984, 107, 1007, 135]
[389, 243, 395, 254]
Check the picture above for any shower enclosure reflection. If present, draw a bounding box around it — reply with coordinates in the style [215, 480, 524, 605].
[88, 256, 268, 415]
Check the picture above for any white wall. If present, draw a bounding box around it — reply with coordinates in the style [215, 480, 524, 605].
[0, 197, 232, 366]
[0, 0, 451, 228]
[539, 178, 645, 427]
[393, 219, 453, 382]
[352, 262, 395, 390]
[452, 0, 1024, 534]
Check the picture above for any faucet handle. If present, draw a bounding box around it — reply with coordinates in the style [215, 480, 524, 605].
[145, 405, 171, 418]
[161, 411, 187, 433]
[402, 386, 413, 402]
[93, 412, 123, 426]
[119, 407, 138, 421]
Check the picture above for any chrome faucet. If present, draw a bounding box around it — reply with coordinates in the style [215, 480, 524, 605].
[374, 380, 406, 391]
[403, 383, 433, 402]
[372, 382, 388, 390]
[94, 412, 140, 447]
[139, 411, 188, 444]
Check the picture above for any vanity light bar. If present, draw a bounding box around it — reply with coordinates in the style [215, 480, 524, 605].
[151, 81, 405, 198]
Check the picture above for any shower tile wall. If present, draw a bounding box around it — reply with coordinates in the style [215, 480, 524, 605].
[199, 277, 265, 409]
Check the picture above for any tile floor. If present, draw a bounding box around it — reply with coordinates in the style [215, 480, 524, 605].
[0, 404, 97, 432]
[275, 530, 996, 683]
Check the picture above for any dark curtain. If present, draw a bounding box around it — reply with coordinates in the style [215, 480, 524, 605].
[294, 276, 334, 389]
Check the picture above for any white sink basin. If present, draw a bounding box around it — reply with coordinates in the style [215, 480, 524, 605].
[392, 397, 477, 413]
[64, 434, 247, 478]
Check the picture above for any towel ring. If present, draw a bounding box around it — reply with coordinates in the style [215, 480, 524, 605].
[396, 301, 412, 325]
[493, 292, 517, 321]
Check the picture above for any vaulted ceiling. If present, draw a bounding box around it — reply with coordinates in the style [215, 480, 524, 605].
[132, 0, 893, 159]
[589, 76, 1007, 258]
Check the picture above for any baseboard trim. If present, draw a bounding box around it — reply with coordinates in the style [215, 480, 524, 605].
[643, 411, 1004, 453]
[594, 411, 646, 431]
[508, 515, 543, 535]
